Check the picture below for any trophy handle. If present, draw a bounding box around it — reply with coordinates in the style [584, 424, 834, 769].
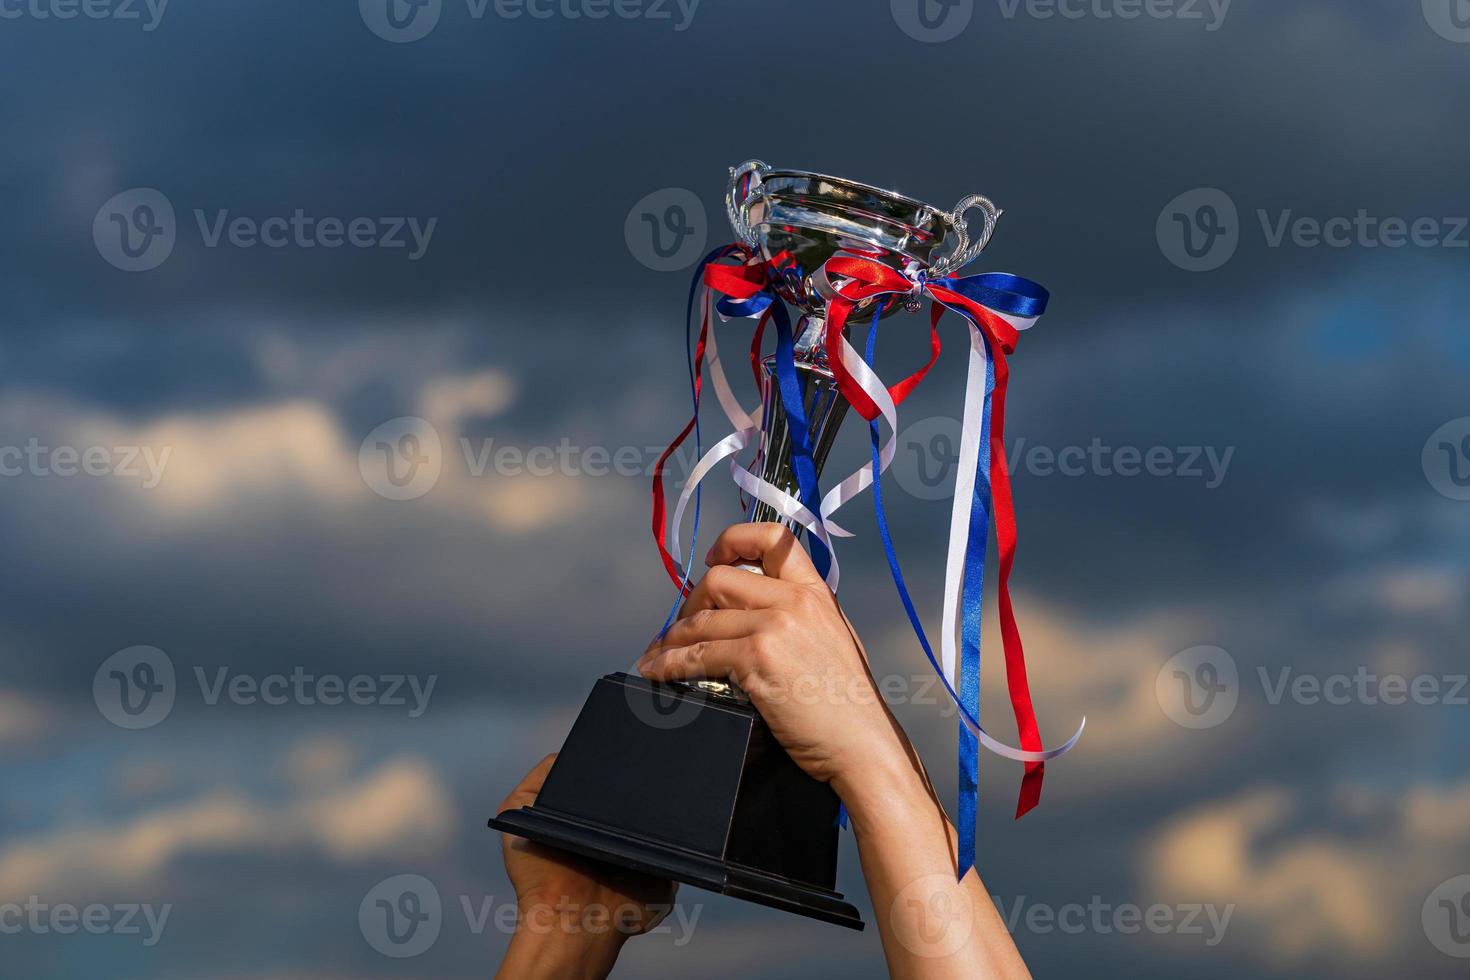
[933, 195, 1002, 278]
[726, 159, 769, 250]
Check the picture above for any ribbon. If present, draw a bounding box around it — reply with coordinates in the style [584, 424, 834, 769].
[649, 244, 1085, 877]
[820, 256, 1083, 876]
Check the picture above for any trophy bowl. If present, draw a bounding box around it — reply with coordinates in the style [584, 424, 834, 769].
[726, 159, 1001, 325]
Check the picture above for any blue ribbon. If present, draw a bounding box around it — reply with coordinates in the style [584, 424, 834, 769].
[935, 272, 1050, 320]
[956, 337, 995, 880]
[769, 299, 831, 580]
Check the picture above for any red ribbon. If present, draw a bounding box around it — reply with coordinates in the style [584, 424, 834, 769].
[823, 256, 1047, 817]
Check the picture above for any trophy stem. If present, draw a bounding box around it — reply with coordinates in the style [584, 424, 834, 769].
[746, 315, 851, 532]
[690, 315, 850, 701]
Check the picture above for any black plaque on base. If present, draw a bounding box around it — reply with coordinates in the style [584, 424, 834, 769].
[489, 672, 864, 930]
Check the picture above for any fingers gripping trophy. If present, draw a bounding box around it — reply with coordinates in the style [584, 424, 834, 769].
[490, 161, 1083, 930]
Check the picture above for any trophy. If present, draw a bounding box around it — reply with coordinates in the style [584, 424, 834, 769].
[490, 161, 1001, 931]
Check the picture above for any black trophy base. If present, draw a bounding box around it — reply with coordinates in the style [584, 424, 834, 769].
[489, 672, 863, 930]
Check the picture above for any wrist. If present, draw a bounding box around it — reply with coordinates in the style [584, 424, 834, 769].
[831, 734, 932, 831]
[499, 900, 629, 980]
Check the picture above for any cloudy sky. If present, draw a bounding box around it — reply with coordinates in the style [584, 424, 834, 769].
[2, 0, 1469, 976]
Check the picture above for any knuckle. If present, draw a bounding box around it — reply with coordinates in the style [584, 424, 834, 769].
[749, 634, 782, 674]
[763, 522, 797, 547]
[703, 565, 734, 592]
[767, 609, 799, 634]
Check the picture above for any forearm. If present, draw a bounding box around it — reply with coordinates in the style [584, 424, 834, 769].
[835, 744, 1031, 980]
[494, 902, 628, 980]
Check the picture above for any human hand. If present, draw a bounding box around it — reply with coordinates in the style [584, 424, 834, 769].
[494, 755, 677, 980]
[636, 523, 913, 798]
